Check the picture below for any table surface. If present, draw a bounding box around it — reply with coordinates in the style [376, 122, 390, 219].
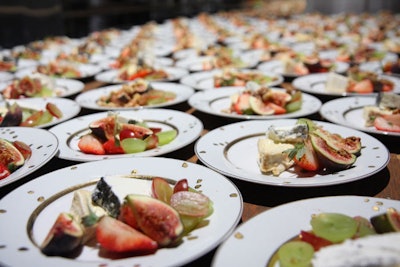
[1, 80, 399, 266]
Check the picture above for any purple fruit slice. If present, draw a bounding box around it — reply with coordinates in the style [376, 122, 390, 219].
[310, 133, 356, 171]
[125, 194, 183, 246]
[40, 212, 83, 256]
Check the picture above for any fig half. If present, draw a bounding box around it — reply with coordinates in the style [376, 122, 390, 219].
[310, 134, 356, 171]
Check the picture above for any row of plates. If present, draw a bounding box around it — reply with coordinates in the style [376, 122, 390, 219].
[2, 152, 396, 266]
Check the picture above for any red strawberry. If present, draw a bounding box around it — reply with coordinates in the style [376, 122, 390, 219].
[78, 134, 105, 155]
[374, 115, 400, 133]
[233, 93, 251, 114]
[289, 138, 320, 171]
[347, 80, 373, 94]
[0, 164, 10, 180]
[96, 216, 157, 253]
[102, 138, 124, 154]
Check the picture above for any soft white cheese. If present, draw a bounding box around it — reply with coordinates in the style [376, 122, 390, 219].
[312, 232, 400, 267]
[257, 137, 294, 176]
[325, 72, 348, 93]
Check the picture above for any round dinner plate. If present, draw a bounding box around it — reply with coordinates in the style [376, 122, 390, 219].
[257, 60, 349, 79]
[188, 87, 322, 120]
[49, 109, 203, 162]
[14, 63, 103, 80]
[292, 73, 400, 96]
[75, 82, 194, 110]
[195, 119, 390, 187]
[0, 157, 243, 267]
[0, 97, 81, 128]
[0, 77, 85, 98]
[212, 195, 400, 267]
[0, 127, 59, 187]
[320, 96, 400, 137]
[94, 67, 189, 84]
[180, 69, 283, 91]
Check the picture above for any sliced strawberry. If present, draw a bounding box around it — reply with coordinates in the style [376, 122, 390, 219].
[265, 102, 287, 115]
[103, 139, 124, 154]
[0, 164, 10, 180]
[347, 79, 373, 94]
[291, 138, 320, 171]
[300, 230, 332, 251]
[96, 216, 157, 253]
[78, 134, 105, 155]
[233, 93, 251, 115]
[374, 115, 400, 133]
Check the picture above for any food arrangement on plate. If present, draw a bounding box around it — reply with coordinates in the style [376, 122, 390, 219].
[0, 137, 31, 179]
[1, 7, 400, 267]
[257, 118, 361, 176]
[77, 112, 177, 155]
[269, 209, 400, 267]
[96, 78, 176, 108]
[40, 176, 213, 257]
[213, 68, 281, 88]
[223, 82, 302, 115]
[0, 101, 62, 127]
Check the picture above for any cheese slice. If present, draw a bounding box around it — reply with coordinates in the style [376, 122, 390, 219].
[325, 72, 349, 93]
[257, 138, 294, 176]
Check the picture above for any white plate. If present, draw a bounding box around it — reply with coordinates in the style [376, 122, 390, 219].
[14, 63, 103, 80]
[0, 157, 243, 267]
[49, 109, 203, 162]
[257, 60, 349, 79]
[188, 87, 322, 120]
[179, 69, 283, 91]
[0, 127, 59, 187]
[97, 57, 174, 70]
[320, 96, 400, 137]
[75, 82, 194, 110]
[175, 51, 260, 72]
[195, 119, 390, 187]
[212, 195, 400, 267]
[0, 97, 81, 128]
[94, 67, 189, 84]
[292, 73, 400, 96]
[0, 77, 85, 98]
[0, 71, 14, 82]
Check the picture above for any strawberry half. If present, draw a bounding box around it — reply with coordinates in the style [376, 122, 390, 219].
[103, 138, 124, 154]
[374, 115, 400, 133]
[348, 80, 373, 94]
[78, 134, 105, 155]
[96, 216, 157, 253]
[288, 138, 320, 171]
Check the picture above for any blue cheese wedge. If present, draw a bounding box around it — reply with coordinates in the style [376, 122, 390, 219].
[267, 124, 308, 143]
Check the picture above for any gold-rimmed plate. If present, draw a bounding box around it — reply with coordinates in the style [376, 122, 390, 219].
[0, 157, 243, 267]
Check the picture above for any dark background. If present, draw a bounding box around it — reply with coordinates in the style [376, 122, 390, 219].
[0, 0, 399, 49]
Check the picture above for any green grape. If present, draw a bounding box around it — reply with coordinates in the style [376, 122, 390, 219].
[310, 213, 358, 243]
[120, 138, 146, 153]
[285, 100, 302, 113]
[156, 130, 177, 146]
[277, 241, 314, 267]
[37, 110, 53, 125]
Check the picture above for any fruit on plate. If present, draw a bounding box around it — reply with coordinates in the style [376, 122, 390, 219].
[77, 112, 177, 155]
[96, 215, 158, 253]
[40, 212, 84, 256]
[0, 138, 31, 179]
[226, 82, 302, 116]
[258, 118, 361, 176]
[124, 194, 184, 246]
[0, 102, 63, 127]
[269, 210, 400, 267]
[40, 176, 213, 258]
